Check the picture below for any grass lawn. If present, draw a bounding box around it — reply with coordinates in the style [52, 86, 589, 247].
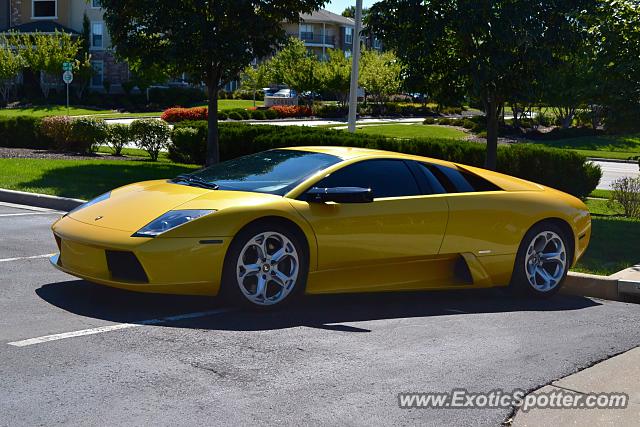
[353, 124, 468, 139]
[0, 158, 198, 200]
[0, 106, 116, 118]
[571, 198, 640, 275]
[95, 146, 172, 162]
[194, 99, 264, 110]
[0, 100, 264, 120]
[529, 134, 640, 160]
[573, 216, 640, 275]
[589, 189, 613, 199]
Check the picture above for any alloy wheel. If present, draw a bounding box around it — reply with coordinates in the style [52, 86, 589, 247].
[236, 231, 299, 306]
[524, 230, 567, 292]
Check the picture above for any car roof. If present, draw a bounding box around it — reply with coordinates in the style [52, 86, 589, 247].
[281, 146, 453, 165]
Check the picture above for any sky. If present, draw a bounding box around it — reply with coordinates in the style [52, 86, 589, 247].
[324, 0, 378, 15]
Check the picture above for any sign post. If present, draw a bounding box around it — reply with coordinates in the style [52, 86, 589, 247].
[62, 62, 73, 114]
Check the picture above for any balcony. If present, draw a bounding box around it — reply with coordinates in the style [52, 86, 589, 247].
[287, 33, 336, 47]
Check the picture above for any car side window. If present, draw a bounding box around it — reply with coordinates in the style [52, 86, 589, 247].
[418, 163, 501, 193]
[314, 159, 422, 199]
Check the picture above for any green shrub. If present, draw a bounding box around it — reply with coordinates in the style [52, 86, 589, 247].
[423, 117, 436, 125]
[170, 126, 205, 164]
[105, 124, 131, 155]
[526, 127, 599, 141]
[227, 108, 250, 120]
[218, 111, 228, 120]
[313, 104, 348, 118]
[167, 122, 600, 198]
[148, 86, 207, 107]
[264, 109, 278, 120]
[227, 111, 244, 120]
[250, 109, 267, 120]
[70, 118, 109, 153]
[130, 119, 170, 161]
[0, 116, 50, 149]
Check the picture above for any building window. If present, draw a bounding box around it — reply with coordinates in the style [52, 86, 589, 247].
[345, 27, 353, 45]
[91, 60, 104, 87]
[92, 0, 101, 7]
[300, 24, 313, 41]
[32, 0, 56, 18]
[91, 22, 104, 49]
[373, 38, 382, 49]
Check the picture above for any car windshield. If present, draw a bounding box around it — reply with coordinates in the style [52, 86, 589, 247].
[174, 149, 342, 195]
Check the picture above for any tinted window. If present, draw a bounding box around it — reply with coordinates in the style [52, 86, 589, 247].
[419, 163, 501, 193]
[180, 150, 341, 195]
[315, 159, 421, 199]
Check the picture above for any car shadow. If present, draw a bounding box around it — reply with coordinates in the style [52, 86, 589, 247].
[36, 280, 603, 333]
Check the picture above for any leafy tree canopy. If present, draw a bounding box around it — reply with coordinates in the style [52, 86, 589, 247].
[368, 0, 596, 169]
[98, 0, 325, 165]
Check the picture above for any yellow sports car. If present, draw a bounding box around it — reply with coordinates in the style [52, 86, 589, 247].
[51, 146, 591, 308]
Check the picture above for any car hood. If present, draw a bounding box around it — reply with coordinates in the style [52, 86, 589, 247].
[68, 180, 283, 232]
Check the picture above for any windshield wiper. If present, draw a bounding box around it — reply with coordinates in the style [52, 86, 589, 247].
[174, 174, 220, 190]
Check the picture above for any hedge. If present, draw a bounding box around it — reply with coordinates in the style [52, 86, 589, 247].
[169, 122, 601, 198]
[0, 116, 50, 149]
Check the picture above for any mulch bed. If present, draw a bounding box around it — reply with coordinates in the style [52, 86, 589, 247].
[0, 147, 140, 161]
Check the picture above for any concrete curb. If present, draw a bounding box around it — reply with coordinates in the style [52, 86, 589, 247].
[0, 188, 85, 212]
[561, 272, 622, 301]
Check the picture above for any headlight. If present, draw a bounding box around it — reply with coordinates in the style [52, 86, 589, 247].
[67, 191, 111, 215]
[132, 209, 214, 238]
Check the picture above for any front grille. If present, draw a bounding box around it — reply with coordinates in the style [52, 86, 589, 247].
[105, 250, 149, 283]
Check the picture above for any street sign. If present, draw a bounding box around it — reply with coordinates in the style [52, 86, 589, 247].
[62, 70, 73, 84]
[62, 62, 73, 72]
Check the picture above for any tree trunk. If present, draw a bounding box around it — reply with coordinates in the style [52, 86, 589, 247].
[485, 97, 499, 171]
[206, 84, 220, 166]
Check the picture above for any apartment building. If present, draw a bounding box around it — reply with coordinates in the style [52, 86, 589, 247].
[283, 9, 356, 59]
[0, 0, 128, 91]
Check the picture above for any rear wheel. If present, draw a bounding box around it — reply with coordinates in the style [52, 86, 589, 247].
[221, 222, 308, 309]
[511, 222, 571, 297]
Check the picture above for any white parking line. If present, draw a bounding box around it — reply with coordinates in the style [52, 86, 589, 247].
[0, 253, 56, 263]
[0, 201, 63, 213]
[7, 308, 234, 347]
[0, 212, 61, 217]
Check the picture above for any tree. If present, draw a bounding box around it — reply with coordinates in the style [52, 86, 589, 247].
[73, 14, 94, 100]
[10, 31, 81, 98]
[267, 38, 321, 100]
[368, 0, 595, 169]
[342, 6, 356, 18]
[0, 36, 24, 104]
[589, 0, 640, 132]
[317, 48, 351, 106]
[98, 0, 325, 166]
[241, 63, 270, 107]
[358, 49, 402, 107]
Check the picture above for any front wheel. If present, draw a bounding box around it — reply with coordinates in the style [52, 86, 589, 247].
[221, 222, 308, 309]
[511, 222, 571, 297]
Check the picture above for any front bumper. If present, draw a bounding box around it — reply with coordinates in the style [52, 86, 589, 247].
[51, 216, 230, 296]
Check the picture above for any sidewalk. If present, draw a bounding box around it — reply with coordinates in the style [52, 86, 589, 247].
[513, 346, 640, 426]
[611, 264, 640, 298]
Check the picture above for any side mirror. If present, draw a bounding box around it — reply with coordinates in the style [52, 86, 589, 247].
[305, 187, 373, 204]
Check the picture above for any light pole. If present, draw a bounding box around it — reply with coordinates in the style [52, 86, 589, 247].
[347, 0, 363, 133]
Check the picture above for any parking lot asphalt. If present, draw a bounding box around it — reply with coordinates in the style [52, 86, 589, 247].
[1, 203, 640, 427]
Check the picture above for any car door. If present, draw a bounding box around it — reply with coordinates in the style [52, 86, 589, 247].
[289, 159, 450, 293]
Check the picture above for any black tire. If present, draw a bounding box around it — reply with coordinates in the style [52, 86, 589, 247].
[220, 220, 309, 310]
[510, 221, 572, 298]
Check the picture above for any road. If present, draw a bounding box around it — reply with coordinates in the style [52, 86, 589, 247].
[592, 160, 640, 190]
[1, 202, 640, 426]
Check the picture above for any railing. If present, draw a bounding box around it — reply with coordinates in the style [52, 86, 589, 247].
[287, 33, 336, 46]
